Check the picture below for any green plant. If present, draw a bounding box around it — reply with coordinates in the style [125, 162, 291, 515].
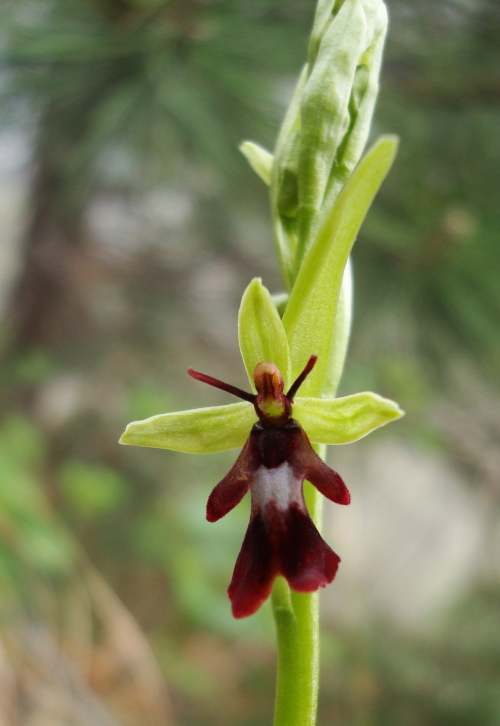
[120, 0, 402, 723]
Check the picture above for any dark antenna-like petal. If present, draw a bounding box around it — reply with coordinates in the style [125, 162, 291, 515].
[188, 368, 256, 403]
[286, 355, 318, 401]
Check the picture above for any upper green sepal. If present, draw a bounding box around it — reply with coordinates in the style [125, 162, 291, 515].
[293, 392, 404, 445]
[238, 278, 291, 390]
[270, 0, 388, 280]
[119, 402, 256, 454]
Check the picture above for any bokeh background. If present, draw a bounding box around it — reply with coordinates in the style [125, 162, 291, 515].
[1, 0, 500, 724]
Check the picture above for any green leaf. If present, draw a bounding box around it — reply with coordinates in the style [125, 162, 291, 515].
[283, 135, 399, 397]
[293, 392, 404, 445]
[239, 141, 273, 186]
[323, 259, 353, 398]
[238, 278, 291, 389]
[59, 460, 128, 515]
[308, 0, 337, 68]
[120, 402, 256, 454]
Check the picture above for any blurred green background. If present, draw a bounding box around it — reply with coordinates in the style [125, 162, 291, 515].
[0, 0, 500, 724]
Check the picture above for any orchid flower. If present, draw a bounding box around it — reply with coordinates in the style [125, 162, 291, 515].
[121, 198, 403, 617]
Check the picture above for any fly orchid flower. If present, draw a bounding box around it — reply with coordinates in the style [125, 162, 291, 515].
[188, 355, 349, 618]
[120, 273, 403, 618]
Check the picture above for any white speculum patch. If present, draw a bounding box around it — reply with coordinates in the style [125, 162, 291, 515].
[250, 463, 303, 511]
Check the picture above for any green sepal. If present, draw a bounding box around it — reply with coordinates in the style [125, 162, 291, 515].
[238, 278, 291, 390]
[297, 0, 367, 257]
[308, 0, 337, 69]
[271, 292, 289, 318]
[293, 392, 404, 445]
[283, 135, 399, 398]
[119, 402, 256, 454]
[239, 141, 273, 186]
[320, 2, 387, 220]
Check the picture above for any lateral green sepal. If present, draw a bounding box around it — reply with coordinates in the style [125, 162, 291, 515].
[293, 392, 404, 444]
[119, 402, 256, 454]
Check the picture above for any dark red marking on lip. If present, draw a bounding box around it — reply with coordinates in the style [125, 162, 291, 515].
[206, 438, 254, 523]
[206, 418, 350, 617]
[229, 501, 340, 619]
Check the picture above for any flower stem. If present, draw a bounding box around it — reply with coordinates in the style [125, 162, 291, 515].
[271, 449, 325, 726]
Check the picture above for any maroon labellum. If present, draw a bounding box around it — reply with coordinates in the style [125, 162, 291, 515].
[188, 356, 350, 618]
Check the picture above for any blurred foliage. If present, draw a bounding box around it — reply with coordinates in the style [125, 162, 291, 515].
[0, 0, 499, 724]
[318, 585, 500, 726]
[350, 0, 500, 404]
[4, 0, 312, 199]
[0, 415, 170, 725]
[0, 415, 73, 592]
